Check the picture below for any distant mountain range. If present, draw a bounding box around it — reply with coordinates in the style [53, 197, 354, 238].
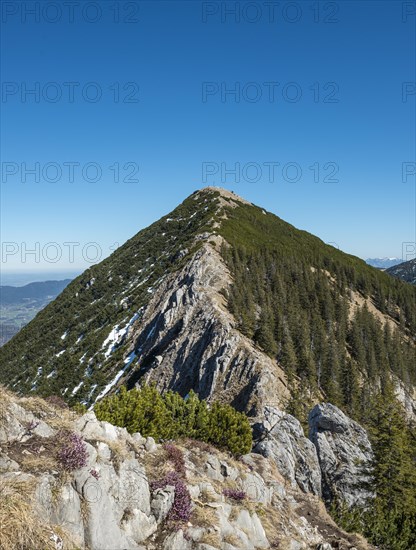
[0, 279, 71, 346]
[365, 257, 402, 269]
[386, 258, 416, 285]
[0, 279, 72, 305]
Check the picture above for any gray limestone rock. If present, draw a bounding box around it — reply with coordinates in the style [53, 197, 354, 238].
[309, 403, 374, 508]
[253, 406, 322, 496]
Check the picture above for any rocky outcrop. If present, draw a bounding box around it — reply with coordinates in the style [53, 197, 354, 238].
[253, 406, 322, 496]
[0, 388, 371, 550]
[124, 241, 289, 416]
[253, 404, 376, 510]
[308, 403, 374, 508]
[393, 375, 416, 423]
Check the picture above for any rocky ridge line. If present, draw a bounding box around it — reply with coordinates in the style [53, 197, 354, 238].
[0, 388, 372, 550]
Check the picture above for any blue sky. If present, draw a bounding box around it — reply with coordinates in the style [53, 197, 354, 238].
[1, 0, 415, 275]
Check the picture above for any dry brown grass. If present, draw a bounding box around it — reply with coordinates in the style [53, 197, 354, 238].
[228, 506, 239, 521]
[223, 532, 241, 546]
[104, 439, 130, 473]
[80, 495, 90, 522]
[20, 453, 59, 473]
[192, 503, 218, 528]
[199, 529, 222, 548]
[0, 384, 14, 405]
[0, 477, 73, 550]
[0, 385, 14, 425]
[199, 482, 220, 503]
[5, 433, 60, 475]
[19, 395, 81, 431]
[141, 446, 172, 480]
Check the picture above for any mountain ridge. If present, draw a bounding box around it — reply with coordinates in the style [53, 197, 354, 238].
[1, 187, 415, 549]
[386, 257, 416, 285]
[365, 257, 402, 269]
[0, 187, 414, 415]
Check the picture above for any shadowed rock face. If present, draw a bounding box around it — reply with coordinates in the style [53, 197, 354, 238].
[124, 242, 289, 417]
[309, 403, 375, 508]
[253, 403, 375, 511]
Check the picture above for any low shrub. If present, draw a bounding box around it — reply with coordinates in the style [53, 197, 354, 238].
[89, 468, 100, 480]
[151, 471, 192, 527]
[95, 385, 252, 456]
[55, 430, 88, 471]
[223, 488, 246, 501]
[163, 443, 186, 477]
[45, 395, 69, 409]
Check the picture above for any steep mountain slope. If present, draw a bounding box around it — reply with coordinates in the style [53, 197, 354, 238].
[0, 188, 414, 418]
[386, 257, 416, 284]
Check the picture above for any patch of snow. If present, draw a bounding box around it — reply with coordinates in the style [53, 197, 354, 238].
[71, 381, 84, 396]
[31, 367, 43, 391]
[102, 324, 125, 358]
[124, 350, 137, 368]
[56, 350, 66, 358]
[61, 331, 68, 340]
[93, 368, 125, 404]
[87, 384, 97, 400]
[79, 353, 87, 364]
[101, 310, 141, 359]
[76, 334, 84, 344]
[86, 278, 96, 289]
[92, 349, 137, 406]
[47, 370, 56, 379]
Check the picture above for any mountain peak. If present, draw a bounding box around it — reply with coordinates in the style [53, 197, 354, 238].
[198, 186, 253, 206]
[0, 188, 414, 416]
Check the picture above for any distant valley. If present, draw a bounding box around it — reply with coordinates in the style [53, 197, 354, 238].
[0, 279, 72, 346]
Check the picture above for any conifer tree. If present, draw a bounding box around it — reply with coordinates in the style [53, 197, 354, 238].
[367, 383, 416, 514]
